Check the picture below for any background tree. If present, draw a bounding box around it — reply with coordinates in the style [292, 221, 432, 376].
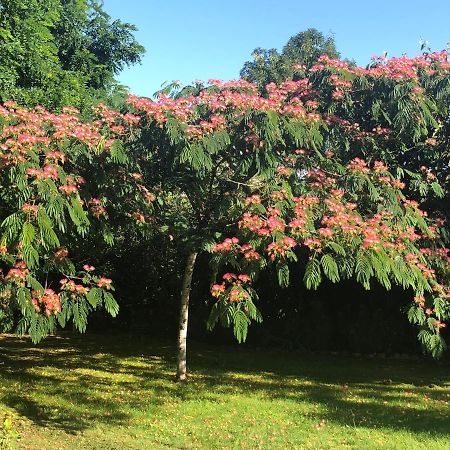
[282, 28, 340, 67]
[240, 28, 340, 88]
[0, 0, 144, 110]
[54, 0, 144, 91]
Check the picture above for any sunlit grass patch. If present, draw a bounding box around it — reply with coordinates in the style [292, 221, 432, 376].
[0, 333, 449, 449]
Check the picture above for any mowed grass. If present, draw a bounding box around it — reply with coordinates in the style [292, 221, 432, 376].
[0, 334, 449, 450]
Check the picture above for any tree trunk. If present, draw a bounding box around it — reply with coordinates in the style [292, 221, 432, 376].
[176, 251, 198, 381]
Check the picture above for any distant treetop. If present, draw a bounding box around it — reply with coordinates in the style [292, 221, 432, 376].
[240, 28, 340, 89]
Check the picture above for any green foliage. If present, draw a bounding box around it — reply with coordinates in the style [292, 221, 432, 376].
[0, 102, 151, 343]
[0, 0, 144, 110]
[276, 262, 290, 288]
[207, 291, 262, 343]
[282, 28, 340, 67]
[321, 254, 340, 283]
[304, 257, 322, 290]
[418, 328, 446, 358]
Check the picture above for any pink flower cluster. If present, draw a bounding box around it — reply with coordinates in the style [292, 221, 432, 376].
[87, 198, 107, 218]
[267, 236, 297, 260]
[211, 237, 240, 253]
[32, 289, 61, 316]
[5, 261, 29, 283]
[97, 277, 112, 289]
[127, 76, 327, 141]
[210, 272, 252, 303]
[60, 278, 90, 295]
[311, 51, 450, 82]
[22, 203, 38, 215]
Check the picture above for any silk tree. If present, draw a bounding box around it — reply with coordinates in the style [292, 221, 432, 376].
[126, 79, 327, 379]
[125, 67, 449, 379]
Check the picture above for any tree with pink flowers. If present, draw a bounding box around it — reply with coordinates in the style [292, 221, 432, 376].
[123, 51, 450, 379]
[0, 101, 150, 342]
[1, 50, 449, 381]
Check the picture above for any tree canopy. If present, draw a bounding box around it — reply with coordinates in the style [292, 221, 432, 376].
[124, 55, 450, 367]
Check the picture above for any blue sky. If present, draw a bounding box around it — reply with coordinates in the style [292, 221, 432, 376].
[103, 0, 450, 98]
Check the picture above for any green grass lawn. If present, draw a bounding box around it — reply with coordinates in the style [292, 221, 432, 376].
[0, 333, 449, 450]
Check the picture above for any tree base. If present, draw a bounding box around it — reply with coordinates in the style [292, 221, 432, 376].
[176, 373, 188, 382]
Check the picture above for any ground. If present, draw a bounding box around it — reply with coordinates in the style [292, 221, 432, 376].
[0, 333, 449, 450]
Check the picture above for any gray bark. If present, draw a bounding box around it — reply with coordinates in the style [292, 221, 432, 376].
[176, 251, 197, 381]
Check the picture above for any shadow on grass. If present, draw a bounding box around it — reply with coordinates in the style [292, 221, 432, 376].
[0, 333, 449, 437]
